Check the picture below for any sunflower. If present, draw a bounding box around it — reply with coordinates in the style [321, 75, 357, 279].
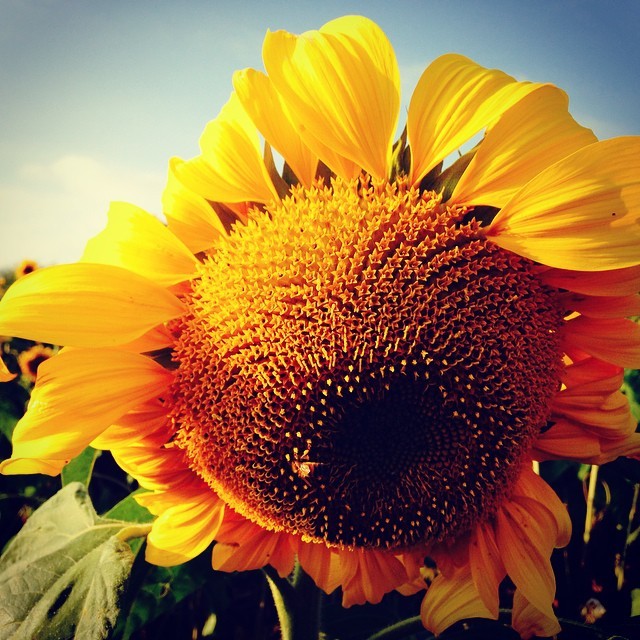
[1, 15, 639, 639]
[17, 344, 56, 384]
[14, 259, 38, 280]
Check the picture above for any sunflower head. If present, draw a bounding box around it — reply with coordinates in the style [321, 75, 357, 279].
[1, 14, 639, 640]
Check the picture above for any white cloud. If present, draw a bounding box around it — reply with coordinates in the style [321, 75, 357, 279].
[0, 155, 165, 267]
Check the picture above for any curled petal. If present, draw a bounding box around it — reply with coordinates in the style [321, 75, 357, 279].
[487, 137, 640, 270]
[420, 567, 494, 635]
[452, 84, 596, 207]
[140, 484, 224, 566]
[408, 53, 542, 185]
[264, 15, 400, 179]
[512, 589, 561, 640]
[81, 201, 197, 287]
[0, 263, 184, 348]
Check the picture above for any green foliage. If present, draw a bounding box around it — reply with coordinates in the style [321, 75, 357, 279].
[0, 483, 139, 640]
[62, 447, 100, 488]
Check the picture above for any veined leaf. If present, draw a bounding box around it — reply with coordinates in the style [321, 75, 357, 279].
[0, 482, 144, 640]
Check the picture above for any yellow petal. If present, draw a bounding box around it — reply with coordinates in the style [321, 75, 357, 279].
[0, 263, 184, 347]
[486, 137, 640, 270]
[564, 316, 640, 368]
[145, 487, 224, 566]
[421, 568, 494, 635]
[512, 590, 561, 640]
[177, 92, 278, 204]
[81, 201, 197, 287]
[0, 457, 66, 475]
[234, 69, 318, 188]
[0, 357, 16, 382]
[263, 15, 400, 179]
[162, 157, 228, 253]
[3, 348, 173, 466]
[540, 264, 640, 296]
[408, 53, 542, 185]
[452, 84, 596, 207]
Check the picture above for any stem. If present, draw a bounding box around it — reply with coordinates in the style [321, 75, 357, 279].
[264, 563, 322, 640]
[366, 615, 432, 640]
[583, 464, 599, 544]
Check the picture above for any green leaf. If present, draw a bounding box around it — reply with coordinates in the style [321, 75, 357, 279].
[0, 482, 139, 640]
[105, 490, 154, 524]
[61, 446, 100, 488]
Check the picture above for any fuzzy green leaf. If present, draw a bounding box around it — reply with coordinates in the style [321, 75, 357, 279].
[0, 483, 137, 640]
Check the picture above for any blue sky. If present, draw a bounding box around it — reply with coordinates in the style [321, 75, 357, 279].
[1, 0, 639, 267]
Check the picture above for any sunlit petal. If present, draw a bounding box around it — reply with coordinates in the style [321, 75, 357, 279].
[264, 15, 400, 179]
[452, 84, 596, 207]
[81, 201, 197, 286]
[408, 53, 541, 185]
[487, 137, 640, 270]
[0, 263, 184, 347]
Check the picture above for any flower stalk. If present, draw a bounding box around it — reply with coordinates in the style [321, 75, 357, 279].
[264, 563, 323, 640]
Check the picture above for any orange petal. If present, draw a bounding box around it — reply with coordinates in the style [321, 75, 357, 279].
[420, 568, 494, 635]
[341, 549, 409, 607]
[297, 541, 357, 595]
[212, 510, 296, 578]
[0, 263, 184, 348]
[2, 349, 173, 471]
[532, 420, 603, 462]
[81, 201, 197, 287]
[511, 466, 572, 548]
[177, 92, 278, 204]
[563, 316, 640, 368]
[263, 16, 400, 180]
[469, 523, 505, 617]
[552, 388, 635, 435]
[540, 264, 640, 296]
[512, 589, 561, 640]
[486, 137, 640, 270]
[452, 84, 596, 207]
[408, 53, 542, 185]
[495, 470, 568, 622]
[144, 485, 224, 566]
[234, 69, 318, 188]
[562, 293, 640, 319]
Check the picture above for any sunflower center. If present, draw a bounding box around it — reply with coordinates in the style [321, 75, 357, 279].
[170, 177, 564, 550]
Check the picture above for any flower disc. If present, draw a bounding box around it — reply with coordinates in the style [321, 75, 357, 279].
[170, 178, 565, 550]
